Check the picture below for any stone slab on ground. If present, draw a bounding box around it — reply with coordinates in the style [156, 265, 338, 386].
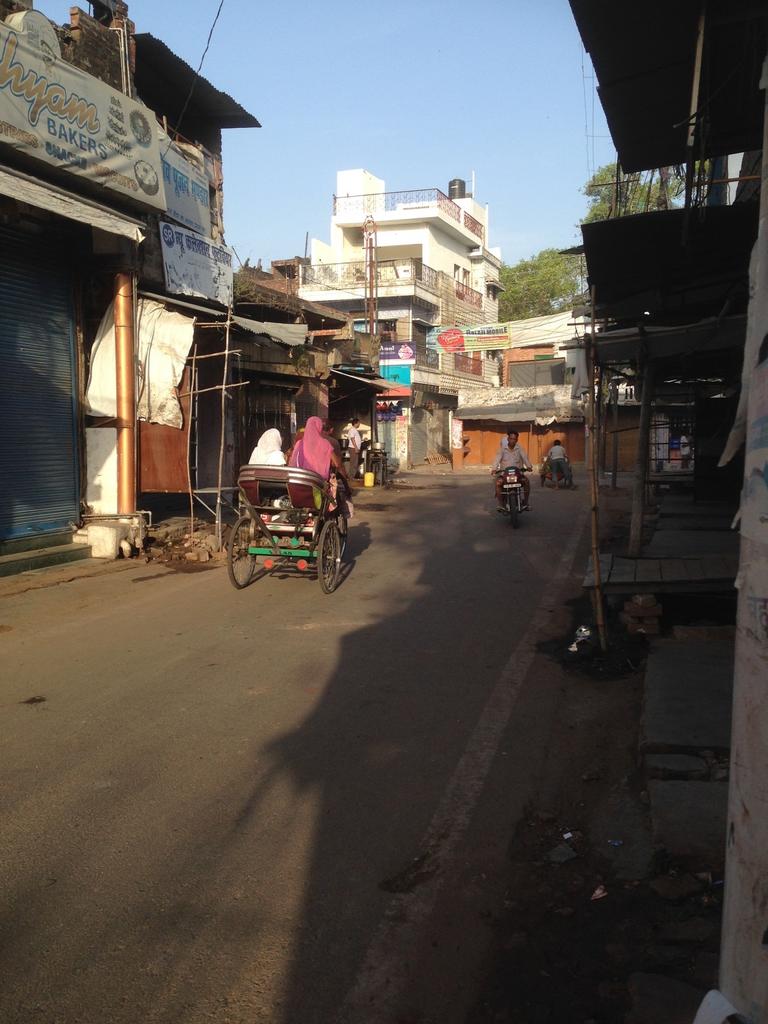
[648, 781, 728, 869]
[640, 640, 733, 754]
[656, 517, 734, 531]
[642, 530, 739, 558]
[672, 625, 736, 642]
[645, 754, 709, 780]
[626, 972, 705, 1024]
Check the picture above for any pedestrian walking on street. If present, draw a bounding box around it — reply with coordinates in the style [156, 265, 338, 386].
[346, 417, 362, 480]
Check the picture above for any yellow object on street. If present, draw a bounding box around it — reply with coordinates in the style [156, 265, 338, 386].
[364, 471, 375, 488]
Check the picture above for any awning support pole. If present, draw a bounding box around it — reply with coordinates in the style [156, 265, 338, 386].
[186, 342, 198, 540]
[683, 9, 707, 220]
[114, 272, 137, 514]
[588, 288, 607, 651]
[628, 361, 654, 557]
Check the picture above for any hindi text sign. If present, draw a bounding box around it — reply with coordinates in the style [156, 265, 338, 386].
[160, 221, 233, 306]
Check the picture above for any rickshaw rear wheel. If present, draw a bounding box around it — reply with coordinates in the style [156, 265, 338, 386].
[227, 515, 259, 589]
[318, 519, 342, 594]
[336, 512, 348, 558]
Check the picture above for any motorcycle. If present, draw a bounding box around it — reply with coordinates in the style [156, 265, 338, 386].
[496, 467, 529, 528]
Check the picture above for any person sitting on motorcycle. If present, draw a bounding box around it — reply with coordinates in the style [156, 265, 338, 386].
[492, 430, 532, 510]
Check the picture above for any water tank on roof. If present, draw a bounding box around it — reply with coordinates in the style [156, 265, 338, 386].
[448, 178, 467, 200]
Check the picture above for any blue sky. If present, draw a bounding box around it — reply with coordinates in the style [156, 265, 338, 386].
[35, 0, 615, 267]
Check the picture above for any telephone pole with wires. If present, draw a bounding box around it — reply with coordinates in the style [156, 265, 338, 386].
[363, 216, 378, 339]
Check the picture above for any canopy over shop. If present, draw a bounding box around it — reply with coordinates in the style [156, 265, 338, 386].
[579, 204, 756, 526]
[328, 367, 389, 438]
[85, 292, 316, 518]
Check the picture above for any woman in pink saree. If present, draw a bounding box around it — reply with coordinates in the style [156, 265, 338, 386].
[290, 417, 332, 477]
[290, 416, 351, 511]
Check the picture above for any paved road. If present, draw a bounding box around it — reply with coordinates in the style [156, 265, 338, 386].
[0, 473, 587, 1024]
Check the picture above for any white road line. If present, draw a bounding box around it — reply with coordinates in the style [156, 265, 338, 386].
[338, 508, 590, 1023]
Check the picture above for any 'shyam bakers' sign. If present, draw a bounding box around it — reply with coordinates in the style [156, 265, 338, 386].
[0, 15, 166, 211]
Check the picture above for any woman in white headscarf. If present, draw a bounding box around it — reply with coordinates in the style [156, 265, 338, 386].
[248, 428, 286, 466]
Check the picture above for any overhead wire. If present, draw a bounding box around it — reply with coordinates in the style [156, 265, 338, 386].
[163, 0, 227, 156]
[580, 44, 593, 181]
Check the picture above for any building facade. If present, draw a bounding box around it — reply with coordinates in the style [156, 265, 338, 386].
[0, 0, 259, 564]
[299, 169, 502, 468]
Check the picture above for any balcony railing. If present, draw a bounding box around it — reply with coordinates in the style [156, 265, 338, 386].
[454, 279, 483, 308]
[413, 343, 439, 369]
[301, 259, 484, 311]
[301, 257, 441, 295]
[333, 188, 485, 241]
[462, 211, 485, 243]
[452, 352, 483, 376]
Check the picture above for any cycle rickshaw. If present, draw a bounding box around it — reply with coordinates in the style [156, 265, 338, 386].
[227, 465, 347, 593]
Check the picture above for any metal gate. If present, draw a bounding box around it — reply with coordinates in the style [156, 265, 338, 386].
[0, 226, 79, 540]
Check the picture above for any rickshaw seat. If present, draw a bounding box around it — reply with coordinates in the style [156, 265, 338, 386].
[238, 465, 326, 510]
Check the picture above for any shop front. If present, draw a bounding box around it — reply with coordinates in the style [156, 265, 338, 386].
[457, 389, 586, 468]
[0, 222, 82, 542]
[328, 368, 390, 478]
[376, 386, 410, 473]
[411, 386, 455, 464]
[0, 175, 146, 543]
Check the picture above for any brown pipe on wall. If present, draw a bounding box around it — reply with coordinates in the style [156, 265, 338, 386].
[114, 272, 137, 513]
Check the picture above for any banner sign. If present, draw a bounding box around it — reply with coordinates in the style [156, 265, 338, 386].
[379, 341, 416, 365]
[0, 17, 167, 211]
[380, 363, 412, 386]
[160, 132, 211, 236]
[160, 221, 233, 306]
[427, 323, 514, 352]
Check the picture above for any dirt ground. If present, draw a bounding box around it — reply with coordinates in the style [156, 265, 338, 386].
[464, 488, 723, 1023]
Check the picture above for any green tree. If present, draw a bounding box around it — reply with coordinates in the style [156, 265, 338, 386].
[582, 163, 685, 223]
[498, 248, 584, 322]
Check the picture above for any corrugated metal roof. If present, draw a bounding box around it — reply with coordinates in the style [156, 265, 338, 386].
[134, 34, 260, 130]
[233, 318, 307, 347]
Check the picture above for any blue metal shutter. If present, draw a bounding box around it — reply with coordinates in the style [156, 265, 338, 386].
[0, 225, 79, 541]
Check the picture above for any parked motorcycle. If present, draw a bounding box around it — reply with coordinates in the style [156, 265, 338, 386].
[497, 467, 529, 528]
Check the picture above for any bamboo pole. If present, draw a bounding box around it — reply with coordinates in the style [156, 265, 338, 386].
[186, 342, 197, 540]
[588, 287, 607, 651]
[177, 381, 248, 399]
[628, 361, 654, 557]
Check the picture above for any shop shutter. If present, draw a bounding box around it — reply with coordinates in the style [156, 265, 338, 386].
[0, 226, 79, 541]
[411, 406, 429, 465]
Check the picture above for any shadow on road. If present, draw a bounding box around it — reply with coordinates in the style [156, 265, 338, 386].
[245, 479, 547, 1023]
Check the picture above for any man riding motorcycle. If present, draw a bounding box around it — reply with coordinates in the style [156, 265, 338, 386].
[492, 430, 533, 510]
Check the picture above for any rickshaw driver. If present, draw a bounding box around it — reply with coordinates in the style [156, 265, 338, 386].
[491, 430, 533, 510]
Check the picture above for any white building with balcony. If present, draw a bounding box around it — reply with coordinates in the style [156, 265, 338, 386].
[299, 169, 503, 467]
